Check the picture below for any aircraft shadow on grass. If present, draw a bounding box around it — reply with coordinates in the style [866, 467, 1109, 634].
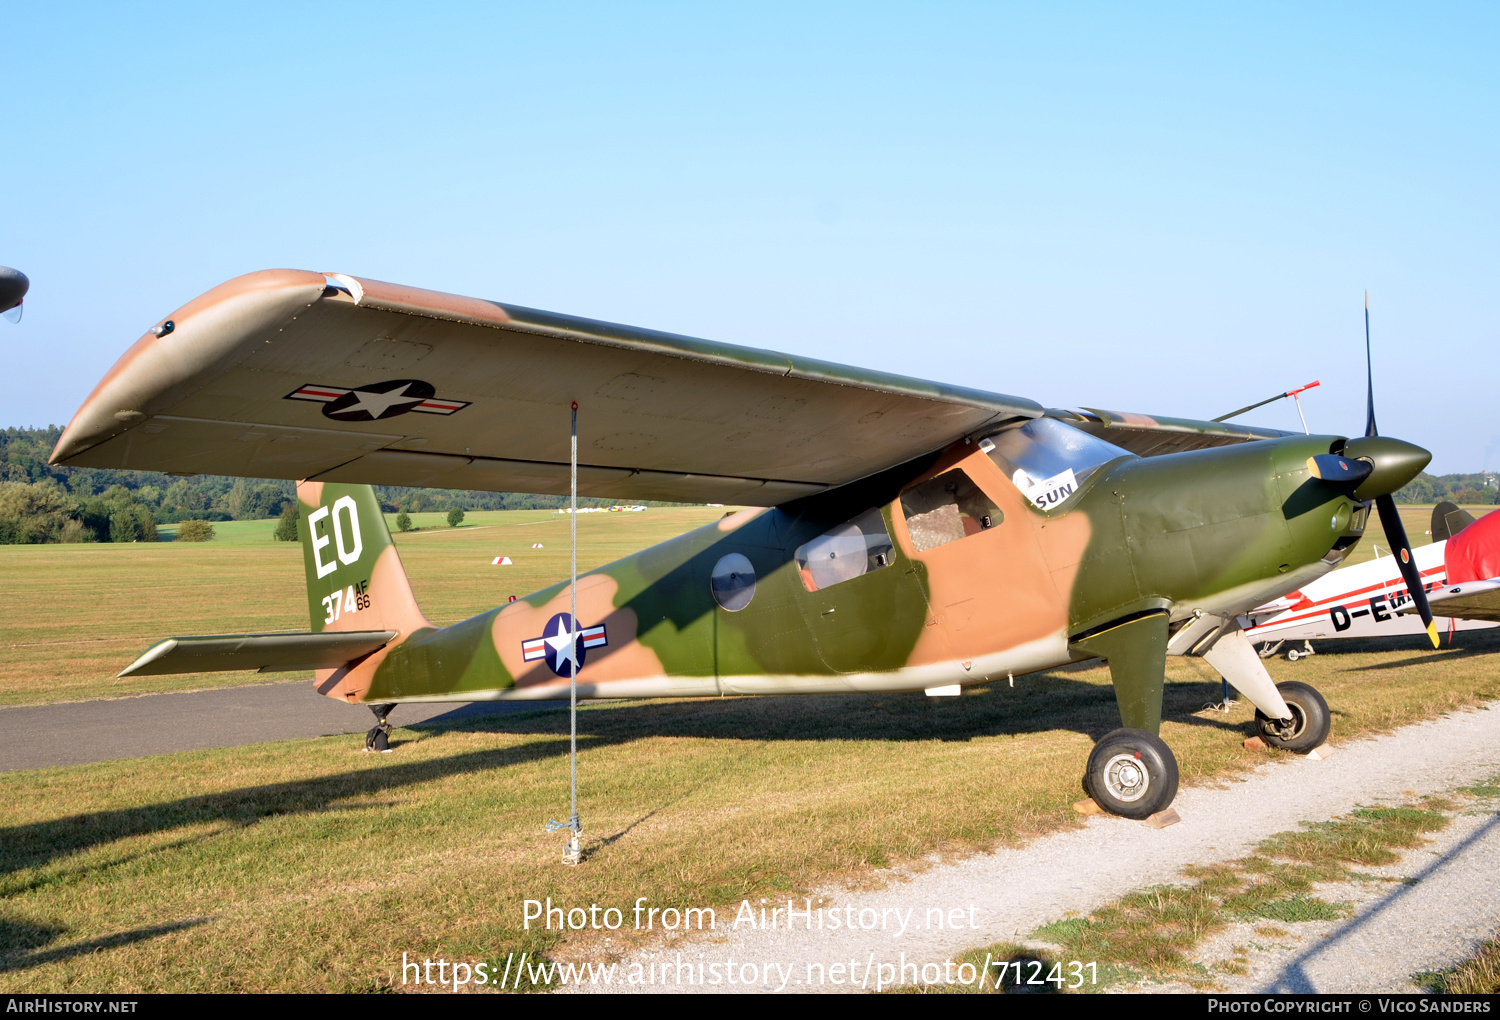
[0, 671, 1251, 879]
[9, 627, 1495, 885]
[0, 916, 207, 972]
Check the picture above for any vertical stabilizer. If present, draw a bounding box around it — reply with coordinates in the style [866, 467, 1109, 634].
[296, 481, 431, 700]
[1432, 500, 1477, 544]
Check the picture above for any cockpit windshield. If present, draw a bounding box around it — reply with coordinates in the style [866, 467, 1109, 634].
[982, 417, 1134, 512]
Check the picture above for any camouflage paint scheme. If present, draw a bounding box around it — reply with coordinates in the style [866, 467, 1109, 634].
[303, 429, 1377, 738]
[55, 269, 1430, 744]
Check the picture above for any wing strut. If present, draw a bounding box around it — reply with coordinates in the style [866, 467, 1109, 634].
[546, 401, 585, 865]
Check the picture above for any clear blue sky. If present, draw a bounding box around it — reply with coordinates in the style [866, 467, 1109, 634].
[3, 3, 1495, 472]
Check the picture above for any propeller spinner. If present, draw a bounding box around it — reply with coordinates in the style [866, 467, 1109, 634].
[0, 266, 27, 324]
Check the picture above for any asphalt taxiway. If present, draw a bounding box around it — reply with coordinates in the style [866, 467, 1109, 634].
[0, 682, 563, 772]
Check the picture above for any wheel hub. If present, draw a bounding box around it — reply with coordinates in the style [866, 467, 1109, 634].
[1102, 752, 1150, 803]
[1266, 703, 1307, 740]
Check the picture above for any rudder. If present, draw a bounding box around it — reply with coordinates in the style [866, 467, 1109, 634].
[297, 481, 430, 638]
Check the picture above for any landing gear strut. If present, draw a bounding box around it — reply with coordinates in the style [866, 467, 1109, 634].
[365, 703, 397, 752]
[1083, 728, 1180, 820]
[1285, 641, 1316, 662]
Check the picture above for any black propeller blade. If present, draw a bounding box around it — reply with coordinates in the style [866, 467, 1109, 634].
[1306, 453, 1373, 488]
[1363, 293, 1438, 648]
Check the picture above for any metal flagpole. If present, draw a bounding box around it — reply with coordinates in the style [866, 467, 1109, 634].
[565, 400, 581, 865]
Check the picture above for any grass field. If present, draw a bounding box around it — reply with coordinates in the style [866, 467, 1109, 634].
[2, 627, 1498, 991]
[0, 507, 733, 706]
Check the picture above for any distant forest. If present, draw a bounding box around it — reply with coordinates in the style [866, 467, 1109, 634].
[1, 424, 1495, 543]
[0, 426, 655, 544]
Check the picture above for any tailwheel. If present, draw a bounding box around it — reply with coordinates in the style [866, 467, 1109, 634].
[1083, 728, 1180, 820]
[364, 703, 397, 753]
[1255, 681, 1330, 754]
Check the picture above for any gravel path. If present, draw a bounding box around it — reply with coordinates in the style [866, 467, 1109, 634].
[1188, 800, 1500, 994]
[562, 704, 1500, 994]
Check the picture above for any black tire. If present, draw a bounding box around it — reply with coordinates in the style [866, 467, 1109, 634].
[1082, 728, 1179, 820]
[1256, 681, 1330, 753]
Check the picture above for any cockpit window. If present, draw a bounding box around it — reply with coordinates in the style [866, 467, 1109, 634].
[795, 508, 894, 592]
[982, 417, 1133, 512]
[900, 469, 1002, 553]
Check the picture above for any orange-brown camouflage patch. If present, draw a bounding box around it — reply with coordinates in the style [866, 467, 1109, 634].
[492, 574, 665, 689]
[892, 446, 1071, 664]
[296, 480, 324, 507]
[716, 507, 770, 532]
[315, 544, 432, 702]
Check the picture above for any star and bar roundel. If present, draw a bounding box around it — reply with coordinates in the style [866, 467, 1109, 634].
[522, 613, 608, 677]
[286, 379, 470, 421]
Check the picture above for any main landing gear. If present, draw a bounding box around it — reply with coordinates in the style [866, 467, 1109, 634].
[1083, 728, 1180, 820]
[365, 703, 397, 752]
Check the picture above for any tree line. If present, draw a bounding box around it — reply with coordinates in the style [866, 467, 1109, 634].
[9, 423, 1488, 545]
[0, 426, 668, 544]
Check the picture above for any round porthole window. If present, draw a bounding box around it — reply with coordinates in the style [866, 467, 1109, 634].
[710, 553, 757, 612]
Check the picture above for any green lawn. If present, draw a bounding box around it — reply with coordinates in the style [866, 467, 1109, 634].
[0, 507, 732, 705]
[2, 627, 1497, 991]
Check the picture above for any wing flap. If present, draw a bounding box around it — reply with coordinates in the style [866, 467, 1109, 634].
[119, 630, 399, 677]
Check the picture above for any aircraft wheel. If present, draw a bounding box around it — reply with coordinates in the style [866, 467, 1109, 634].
[1255, 681, 1330, 754]
[1285, 648, 1301, 661]
[1083, 728, 1180, 820]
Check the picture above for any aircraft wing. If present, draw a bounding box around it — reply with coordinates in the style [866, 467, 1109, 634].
[51, 270, 1043, 505]
[119, 630, 399, 676]
[1044, 408, 1294, 457]
[1398, 580, 1500, 624]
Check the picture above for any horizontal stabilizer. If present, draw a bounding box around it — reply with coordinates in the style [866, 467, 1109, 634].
[119, 630, 398, 677]
[1399, 580, 1500, 624]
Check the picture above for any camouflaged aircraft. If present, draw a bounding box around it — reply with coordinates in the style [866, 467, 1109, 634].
[50, 270, 1439, 820]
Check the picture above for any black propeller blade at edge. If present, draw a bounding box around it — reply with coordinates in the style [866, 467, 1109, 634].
[1365, 292, 1378, 439]
[1363, 293, 1435, 646]
[1374, 493, 1440, 648]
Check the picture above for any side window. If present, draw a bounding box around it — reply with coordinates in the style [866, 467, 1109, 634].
[795, 508, 894, 592]
[900, 469, 1003, 553]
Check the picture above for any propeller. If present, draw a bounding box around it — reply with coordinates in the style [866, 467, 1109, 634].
[1306, 453, 1372, 487]
[1360, 293, 1439, 649]
[0, 266, 27, 323]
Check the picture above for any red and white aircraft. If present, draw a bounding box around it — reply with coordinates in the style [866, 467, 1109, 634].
[1241, 501, 1500, 656]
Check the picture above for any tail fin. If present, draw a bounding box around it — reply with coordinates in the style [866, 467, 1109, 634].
[297, 481, 430, 699]
[1432, 500, 1477, 544]
[118, 482, 423, 686]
